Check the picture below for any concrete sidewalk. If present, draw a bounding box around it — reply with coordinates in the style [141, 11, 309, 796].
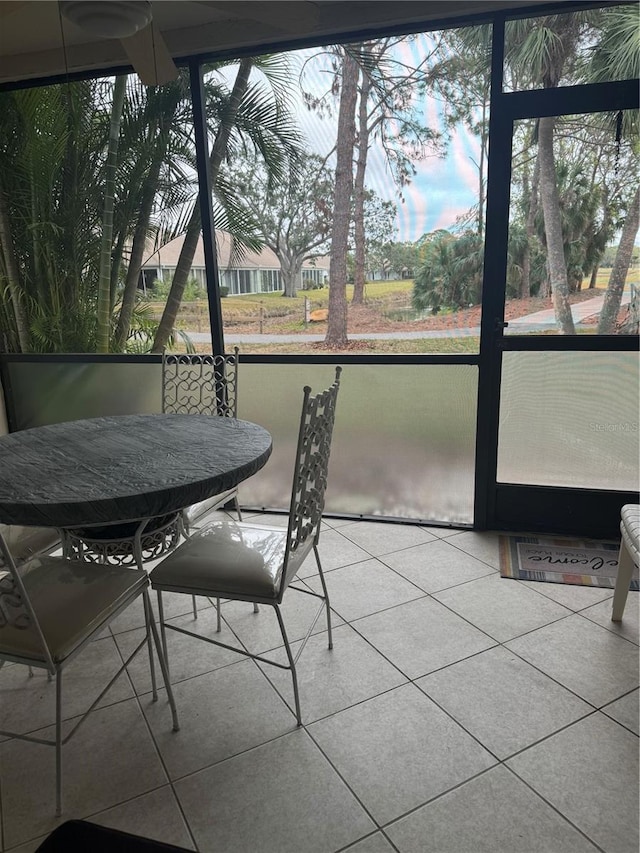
[508, 290, 630, 330]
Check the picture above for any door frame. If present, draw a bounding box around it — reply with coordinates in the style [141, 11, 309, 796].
[474, 17, 639, 539]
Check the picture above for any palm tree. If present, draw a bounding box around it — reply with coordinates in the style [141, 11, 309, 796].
[505, 12, 604, 333]
[590, 5, 640, 333]
[151, 55, 302, 353]
[114, 72, 196, 350]
[0, 80, 107, 352]
[413, 230, 483, 313]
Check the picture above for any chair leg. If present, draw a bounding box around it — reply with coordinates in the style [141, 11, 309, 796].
[314, 545, 333, 650]
[233, 499, 254, 613]
[235, 497, 243, 523]
[145, 590, 179, 732]
[156, 591, 170, 680]
[55, 667, 63, 817]
[216, 597, 222, 632]
[142, 594, 158, 701]
[612, 540, 636, 621]
[192, 595, 198, 619]
[273, 604, 302, 726]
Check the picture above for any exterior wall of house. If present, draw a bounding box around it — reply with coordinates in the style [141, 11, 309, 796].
[141, 265, 327, 295]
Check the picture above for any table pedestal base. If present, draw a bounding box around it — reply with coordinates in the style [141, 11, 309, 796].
[63, 513, 183, 567]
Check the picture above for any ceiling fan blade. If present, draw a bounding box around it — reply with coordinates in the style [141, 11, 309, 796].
[120, 20, 179, 86]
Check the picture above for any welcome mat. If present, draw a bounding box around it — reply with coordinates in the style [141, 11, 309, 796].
[499, 535, 639, 589]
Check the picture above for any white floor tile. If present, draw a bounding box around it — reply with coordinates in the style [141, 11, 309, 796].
[386, 765, 600, 853]
[353, 597, 495, 679]
[338, 520, 437, 556]
[343, 833, 397, 852]
[443, 531, 502, 568]
[381, 539, 496, 593]
[506, 614, 640, 707]
[221, 587, 343, 655]
[508, 713, 639, 853]
[89, 786, 195, 849]
[512, 578, 614, 611]
[2, 517, 637, 853]
[417, 646, 591, 758]
[142, 659, 296, 779]
[306, 559, 424, 622]
[259, 623, 406, 723]
[297, 529, 372, 578]
[0, 635, 133, 735]
[175, 729, 374, 853]
[434, 573, 571, 642]
[114, 605, 245, 694]
[308, 683, 495, 825]
[601, 689, 639, 735]
[581, 593, 639, 645]
[0, 699, 169, 849]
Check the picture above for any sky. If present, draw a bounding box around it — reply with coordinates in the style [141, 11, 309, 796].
[287, 41, 482, 243]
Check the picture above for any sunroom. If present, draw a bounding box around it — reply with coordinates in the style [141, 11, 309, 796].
[0, 1, 638, 850]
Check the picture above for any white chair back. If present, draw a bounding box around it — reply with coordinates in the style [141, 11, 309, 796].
[162, 349, 239, 417]
[281, 366, 342, 591]
[0, 530, 55, 672]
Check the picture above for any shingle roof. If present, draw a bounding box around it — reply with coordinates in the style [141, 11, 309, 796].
[142, 231, 329, 272]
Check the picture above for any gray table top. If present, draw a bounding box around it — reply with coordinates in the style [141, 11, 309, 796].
[0, 413, 272, 528]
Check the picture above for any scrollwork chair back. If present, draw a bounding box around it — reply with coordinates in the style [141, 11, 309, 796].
[162, 348, 239, 418]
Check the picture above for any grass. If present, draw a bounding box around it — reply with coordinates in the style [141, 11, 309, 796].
[154, 267, 638, 354]
[183, 336, 480, 356]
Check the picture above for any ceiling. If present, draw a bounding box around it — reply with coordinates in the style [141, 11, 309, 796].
[0, 0, 563, 87]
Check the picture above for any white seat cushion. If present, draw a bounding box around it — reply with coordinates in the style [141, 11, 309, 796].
[0, 524, 59, 563]
[0, 557, 148, 664]
[183, 490, 237, 527]
[620, 504, 640, 566]
[151, 520, 288, 600]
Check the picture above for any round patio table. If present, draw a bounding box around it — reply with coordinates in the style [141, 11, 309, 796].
[0, 413, 272, 529]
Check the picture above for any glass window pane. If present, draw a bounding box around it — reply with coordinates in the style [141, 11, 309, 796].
[5, 361, 162, 430]
[208, 25, 490, 357]
[0, 72, 211, 356]
[238, 363, 477, 524]
[505, 111, 639, 337]
[497, 352, 639, 490]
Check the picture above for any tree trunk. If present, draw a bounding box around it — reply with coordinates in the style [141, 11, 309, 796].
[589, 263, 599, 290]
[109, 227, 127, 312]
[151, 58, 253, 353]
[114, 151, 163, 350]
[325, 51, 358, 347]
[96, 74, 127, 353]
[521, 148, 539, 299]
[478, 99, 487, 240]
[538, 116, 575, 334]
[0, 179, 30, 352]
[279, 253, 303, 297]
[352, 67, 371, 306]
[598, 184, 640, 334]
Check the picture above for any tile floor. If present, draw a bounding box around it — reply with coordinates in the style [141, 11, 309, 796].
[0, 514, 638, 853]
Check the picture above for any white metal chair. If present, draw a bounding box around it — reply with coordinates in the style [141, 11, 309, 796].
[0, 527, 179, 816]
[150, 366, 342, 725]
[162, 348, 242, 528]
[612, 503, 639, 621]
[62, 351, 243, 619]
[162, 348, 248, 621]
